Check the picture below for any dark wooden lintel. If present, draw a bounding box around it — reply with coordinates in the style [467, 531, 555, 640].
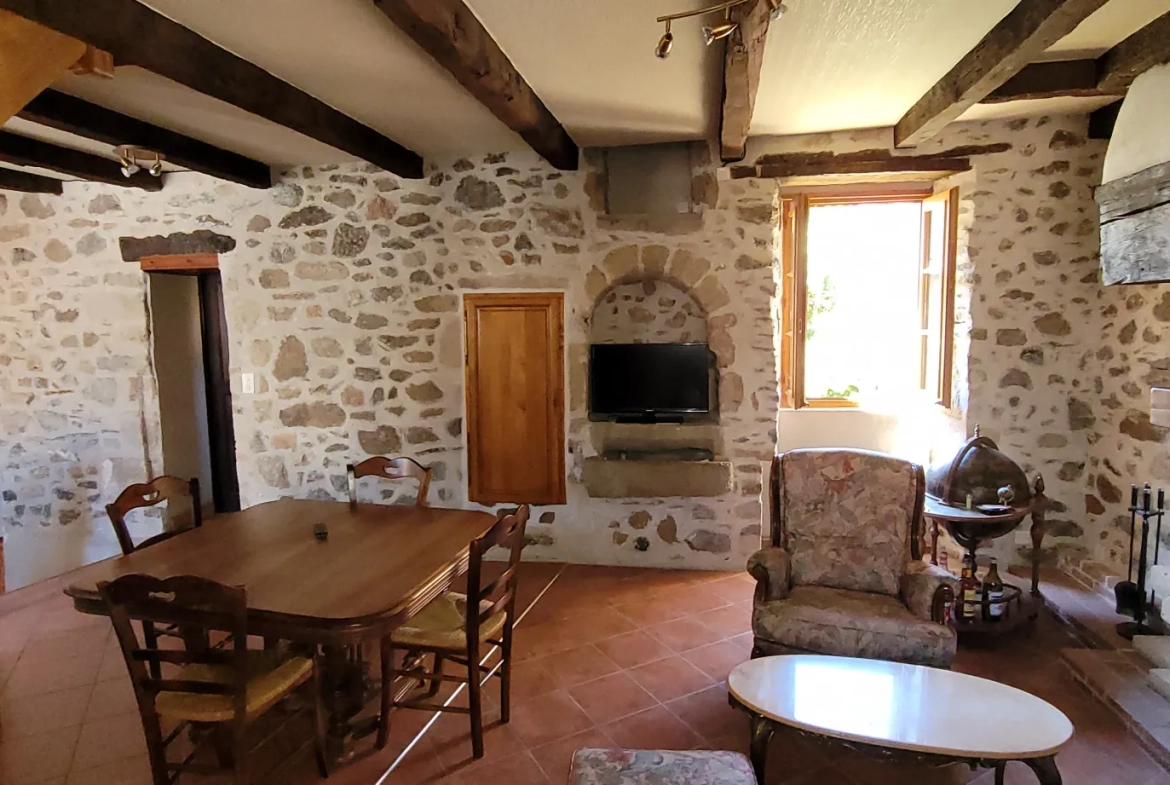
[740, 143, 1010, 179]
[0, 0, 424, 178]
[18, 90, 271, 188]
[0, 131, 161, 190]
[1096, 160, 1170, 224]
[0, 167, 64, 194]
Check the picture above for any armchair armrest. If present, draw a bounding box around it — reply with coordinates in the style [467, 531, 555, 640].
[902, 560, 957, 624]
[747, 548, 792, 602]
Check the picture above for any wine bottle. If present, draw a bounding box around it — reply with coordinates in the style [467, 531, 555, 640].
[983, 558, 1005, 621]
[960, 555, 980, 622]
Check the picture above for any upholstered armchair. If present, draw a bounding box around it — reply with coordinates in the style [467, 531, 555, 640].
[748, 449, 958, 668]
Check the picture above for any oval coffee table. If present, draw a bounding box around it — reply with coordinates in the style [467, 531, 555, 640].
[728, 655, 1072, 784]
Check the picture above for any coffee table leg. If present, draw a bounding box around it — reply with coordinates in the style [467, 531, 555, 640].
[747, 713, 774, 783]
[1024, 756, 1061, 784]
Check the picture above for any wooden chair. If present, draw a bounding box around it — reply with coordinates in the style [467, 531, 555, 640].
[347, 456, 432, 509]
[376, 504, 530, 758]
[107, 476, 203, 556]
[99, 574, 328, 785]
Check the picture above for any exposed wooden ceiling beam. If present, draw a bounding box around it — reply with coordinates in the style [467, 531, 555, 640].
[0, 131, 161, 190]
[732, 143, 1011, 179]
[0, 9, 86, 124]
[719, 0, 772, 163]
[894, 0, 1110, 148]
[373, 0, 577, 171]
[980, 59, 1114, 103]
[0, 0, 424, 179]
[18, 90, 271, 189]
[1098, 10, 1170, 93]
[0, 166, 63, 194]
[1088, 100, 1122, 140]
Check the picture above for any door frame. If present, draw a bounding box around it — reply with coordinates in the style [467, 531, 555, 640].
[146, 263, 241, 514]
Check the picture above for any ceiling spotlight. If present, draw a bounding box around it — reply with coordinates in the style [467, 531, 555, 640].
[655, 23, 674, 59]
[148, 153, 163, 177]
[702, 21, 737, 44]
[119, 158, 139, 178]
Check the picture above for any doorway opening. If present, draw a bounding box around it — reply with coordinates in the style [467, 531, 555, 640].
[147, 269, 241, 516]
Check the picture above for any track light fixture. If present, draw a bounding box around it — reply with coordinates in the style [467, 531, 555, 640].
[114, 145, 165, 178]
[655, 0, 791, 58]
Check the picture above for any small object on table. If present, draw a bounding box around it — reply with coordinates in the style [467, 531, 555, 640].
[314, 522, 329, 541]
[728, 655, 1072, 785]
[982, 558, 1005, 622]
[959, 555, 980, 623]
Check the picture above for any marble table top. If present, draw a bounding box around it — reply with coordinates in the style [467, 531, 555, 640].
[728, 655, 1073, 760]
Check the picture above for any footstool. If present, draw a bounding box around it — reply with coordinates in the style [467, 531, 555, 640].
[570, 749, 758, 784]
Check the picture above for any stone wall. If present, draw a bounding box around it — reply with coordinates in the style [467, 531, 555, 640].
[750, 115, 1170, 574]
[590, 280, 707, 344]
[0, 149, 778, 588]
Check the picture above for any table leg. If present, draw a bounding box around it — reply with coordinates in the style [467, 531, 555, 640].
[747, 713, 774, 784]
[994, 761, 1005, 785]
[1024, 756, 1061, 784]
[320, 644, 366, 764]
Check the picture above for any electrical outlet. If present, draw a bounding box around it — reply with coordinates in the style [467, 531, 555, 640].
[241, 372, 255, 395]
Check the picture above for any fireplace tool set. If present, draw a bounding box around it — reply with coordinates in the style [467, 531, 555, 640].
[1116, 483, 1165, 639]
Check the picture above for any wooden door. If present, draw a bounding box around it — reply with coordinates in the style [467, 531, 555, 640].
[464, 293, 565, 505]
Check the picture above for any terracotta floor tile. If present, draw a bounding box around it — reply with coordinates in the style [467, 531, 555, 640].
[568, 672, 658, 726]
[668, 584, 734, 615]
[65, 754, 153, 785]
[601, 705, 703, 751]
[594, 631, 675, 670]
[70, 710, 148, 771]
[508, 690, 594, 748]
[706, 576, 757, 604]
[694, 604, 753, 639]
[646, 618, 720, 653]
[537, 644, 620, 688]
[529, 728, 613, 782]
[430, 710, 526, 774]
[612, 596, 691, 627]
[2, 651, 102, 699]
[20, 627, 110, 665]
[0, 723, 82, 785]
[84, 676, 138, 722]
[683, 639, 750, 681]
[445, 749, 549, 785]
[508, 659, 561, 704]
[627, 655, 715, 703]
[665, 683, 747, 742]
[0, 685, 91, 737]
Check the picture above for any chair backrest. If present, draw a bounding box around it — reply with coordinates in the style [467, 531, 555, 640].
[464, 505, 529, 646]
[99, 574, 250, 749]
[770, 449, 923, 597]
[106, 476, 202, 556]
[347, 456, 432, 509]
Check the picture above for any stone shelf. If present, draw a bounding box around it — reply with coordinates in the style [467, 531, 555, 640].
[582, 456, 733, 498]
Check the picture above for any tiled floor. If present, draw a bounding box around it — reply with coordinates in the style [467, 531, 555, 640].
[1, 563, 1168, 785]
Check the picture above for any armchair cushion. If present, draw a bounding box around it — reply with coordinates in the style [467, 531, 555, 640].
[902, 560, 958, 622]
[778, 450, 919, 597]
[752, 585, 957, 668]
[747, 547, 791, 602]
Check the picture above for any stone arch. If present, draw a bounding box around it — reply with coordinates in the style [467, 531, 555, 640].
[590, 278, 707, 344]
[583, 244, 731, 317]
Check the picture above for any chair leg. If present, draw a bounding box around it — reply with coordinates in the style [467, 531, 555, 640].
[467, 643, 483, 759]
[376, 638, 392, 750]
[425, 654, 445, 699]
[311, 660, 330, 777]
[500, 619, 513, 724]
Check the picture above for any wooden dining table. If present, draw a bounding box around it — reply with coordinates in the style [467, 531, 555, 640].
[64, 498, 497, 763]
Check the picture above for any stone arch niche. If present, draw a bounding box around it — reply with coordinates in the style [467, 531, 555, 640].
[589, 279, 707, 345]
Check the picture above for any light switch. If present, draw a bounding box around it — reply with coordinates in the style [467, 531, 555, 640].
[241, 372, 255, 394]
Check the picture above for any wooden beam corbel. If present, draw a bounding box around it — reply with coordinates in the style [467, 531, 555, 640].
[0, 9, 86, 124]
[719, 0, 772, 163]
[894, 0, 1110, 147]
[373, 0, 577, 171]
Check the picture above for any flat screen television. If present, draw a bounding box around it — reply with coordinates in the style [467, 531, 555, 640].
[589, 343, 711, 421]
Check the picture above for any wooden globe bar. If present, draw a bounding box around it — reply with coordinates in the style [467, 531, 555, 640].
[925, 428, 1050, 596]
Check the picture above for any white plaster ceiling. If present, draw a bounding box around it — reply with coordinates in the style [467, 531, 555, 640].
[122, 0, 522, 161]
[1044, 0, 1170, 58]
[958, 94, 1122, 122]
[464, 0, 722, 147]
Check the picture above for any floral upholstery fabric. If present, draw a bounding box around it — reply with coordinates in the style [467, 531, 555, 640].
[571, 749, 757, 785]
[746, 547, 791, 601]
[776, 449, 919, 597]
[752, 585, 957, 668]
[902, 560, 959, 622]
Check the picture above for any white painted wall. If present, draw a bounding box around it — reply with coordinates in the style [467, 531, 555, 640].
[1102, 64, 1170, 183]
[149, 274, 214, 512]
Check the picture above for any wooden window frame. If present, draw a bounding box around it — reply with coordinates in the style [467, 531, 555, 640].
[779, 189, 957, 410]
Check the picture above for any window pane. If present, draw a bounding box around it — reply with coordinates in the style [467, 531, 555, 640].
[804, 201, 924, 403]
